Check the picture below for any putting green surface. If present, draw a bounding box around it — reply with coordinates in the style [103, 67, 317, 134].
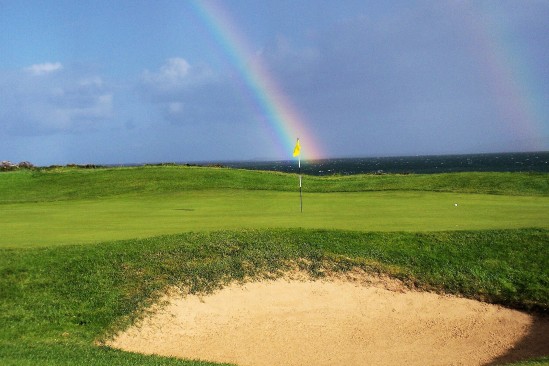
[2, 189, 548, 248]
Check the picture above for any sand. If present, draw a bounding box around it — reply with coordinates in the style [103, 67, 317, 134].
[108, 274, 549, 366]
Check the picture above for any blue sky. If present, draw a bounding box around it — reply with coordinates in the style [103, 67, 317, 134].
[1, 0, 548, 165]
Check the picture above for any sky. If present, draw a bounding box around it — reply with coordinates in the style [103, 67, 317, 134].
[1, 0, 548, 165]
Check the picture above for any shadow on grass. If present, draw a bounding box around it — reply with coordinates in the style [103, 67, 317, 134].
[485, 316, 549, 365]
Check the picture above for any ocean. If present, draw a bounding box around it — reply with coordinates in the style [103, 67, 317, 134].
[220, 151, 549, 175]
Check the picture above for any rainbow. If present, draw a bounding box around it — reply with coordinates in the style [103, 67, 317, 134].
[190, 1, 324, 160]
[459, 3, 548, 151]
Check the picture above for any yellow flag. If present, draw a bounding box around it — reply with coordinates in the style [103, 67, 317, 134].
[293, 139, 301, 157]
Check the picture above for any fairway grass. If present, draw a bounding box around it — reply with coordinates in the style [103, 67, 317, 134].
[1, 190, 549, 247]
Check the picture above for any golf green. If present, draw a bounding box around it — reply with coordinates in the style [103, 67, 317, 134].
[2, 190, 548, 248]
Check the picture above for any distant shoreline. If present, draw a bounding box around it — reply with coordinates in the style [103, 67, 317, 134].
[221, 151, 549, 175]
[3, 151, 548, 175]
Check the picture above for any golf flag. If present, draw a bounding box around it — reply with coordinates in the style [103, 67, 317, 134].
[293, 138, 301, 157]
[293, 138, 303, 212]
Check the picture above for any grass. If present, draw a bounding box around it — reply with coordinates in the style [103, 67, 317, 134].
[1, 166, 548, 365]
[1, 229, 548, 365]
[1, 190, 548, 247]
[511, 358, 549, 366]
[0, 166, 548, 204]
[1, 167, 548, 247]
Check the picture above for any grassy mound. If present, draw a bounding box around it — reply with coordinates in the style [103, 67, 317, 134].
[1, 165, 548, 204]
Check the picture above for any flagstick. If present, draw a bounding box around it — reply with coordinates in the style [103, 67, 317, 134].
[293, 137, 302, 213]
[299, 154, 302, 213]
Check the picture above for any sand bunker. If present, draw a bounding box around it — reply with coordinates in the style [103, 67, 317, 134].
[108, 275, 549, 366]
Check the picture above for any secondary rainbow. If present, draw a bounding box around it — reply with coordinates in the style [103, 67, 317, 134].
[191, 1, 324, 160]
[460, 3, 548, 151]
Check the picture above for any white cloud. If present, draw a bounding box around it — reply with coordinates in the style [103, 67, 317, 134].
[138, 57, 252, 125]
[140, 58, 217, 99]
[168, 102, 184, 114]
[78, 76, 104, 87]
[54, 93, 113, 123]
[142, 58, 190, 87]
[25, 62, 63, 75]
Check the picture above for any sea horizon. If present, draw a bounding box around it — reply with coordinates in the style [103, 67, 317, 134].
[8, 150, 546, 175]
[96, 150, 549, 175]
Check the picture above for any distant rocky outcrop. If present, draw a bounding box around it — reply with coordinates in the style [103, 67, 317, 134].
[18, 161, 34, 169]
[1, 161, 16, 171]
[1, 161, 35, 171]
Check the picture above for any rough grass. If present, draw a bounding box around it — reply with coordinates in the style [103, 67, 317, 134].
[1, 228, 548, 365]
[510, 358, 549, 366]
